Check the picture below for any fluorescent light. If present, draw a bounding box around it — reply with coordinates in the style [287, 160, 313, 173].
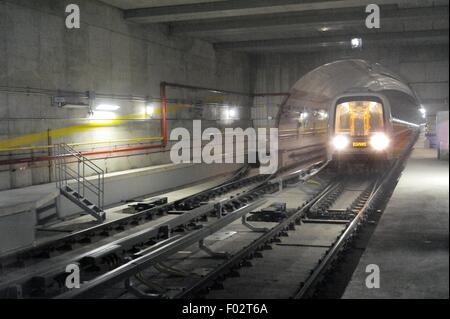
[419, 107, 426, 118]
[96, 104, 120, 111]
[350, 37, 362, 49]
[89, 111, 117, 121]
[146, 105, 155, 117]
[224, 108, 237, 119]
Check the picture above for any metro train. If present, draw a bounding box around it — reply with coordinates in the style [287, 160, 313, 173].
[276, 60, 422, 171]
[328, 92, 420, 168]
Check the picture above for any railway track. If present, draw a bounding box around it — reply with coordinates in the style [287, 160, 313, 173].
[54, 161, 328, 299]
[120, 176, 376, 299]
[0, 133, 415, 299]
[0, 166, 268, 297]
[0, 159, 325, 298]
[196, 134, 417, 299]
[124, 167, 401, 299]
[75, 142, 412, 299]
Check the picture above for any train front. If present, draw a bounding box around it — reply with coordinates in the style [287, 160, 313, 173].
[329, 94, 392, 163]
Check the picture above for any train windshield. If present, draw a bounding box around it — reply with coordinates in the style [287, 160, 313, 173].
[335, 101, 384, 136]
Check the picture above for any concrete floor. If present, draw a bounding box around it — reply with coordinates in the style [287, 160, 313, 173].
[343, 137, 449, 299]
[0, 184, 59, 217]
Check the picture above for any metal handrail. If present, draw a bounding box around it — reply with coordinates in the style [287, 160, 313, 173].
[55, 143, 105, 210]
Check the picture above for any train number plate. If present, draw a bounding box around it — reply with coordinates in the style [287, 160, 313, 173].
[352, 142, 367, 147]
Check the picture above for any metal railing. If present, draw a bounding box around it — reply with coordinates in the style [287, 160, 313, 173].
[55, 143, 105, 211]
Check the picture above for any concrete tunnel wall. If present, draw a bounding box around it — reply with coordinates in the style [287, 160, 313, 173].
[0, 0, 253, 191]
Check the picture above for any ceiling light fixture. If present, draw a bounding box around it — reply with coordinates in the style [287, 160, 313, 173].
[96, 104, 120, 111]
[350, 37, 363, 49]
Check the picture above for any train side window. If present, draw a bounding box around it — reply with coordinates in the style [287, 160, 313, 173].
[369, 102, 384, 131]
[335, 102, 351, 133]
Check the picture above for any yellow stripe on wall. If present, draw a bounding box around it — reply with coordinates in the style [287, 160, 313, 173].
[0, 102, 192, 149]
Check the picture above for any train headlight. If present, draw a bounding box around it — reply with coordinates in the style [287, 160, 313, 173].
[332, 135, 350, 150]
[370, 133, 390, 151]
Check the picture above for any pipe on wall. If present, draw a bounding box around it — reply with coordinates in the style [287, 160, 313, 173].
[1, 82, 289, 166]
[0, 137, 164, 153]
[0, 143, 163, 166]
[160, 81, 290, 98]
[161, 82, 168, 147]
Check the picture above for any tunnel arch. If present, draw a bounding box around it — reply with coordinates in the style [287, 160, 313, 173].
[276, 59, 421, 169]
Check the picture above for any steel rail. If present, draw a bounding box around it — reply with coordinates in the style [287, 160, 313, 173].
[293, 130, 420, 299]
[56, 199, 267, 299]
[174, 162, 332, 298]
[175, 189, 334, 298]
[0, 167, 276, 297]
[0, 168, 262, 263]
[38, 128, 415, 299]
[0, 158, 327, 298]
[293, 181, 378, 299]
[46, 160, 324, 298]
[0, 203, 217, 292]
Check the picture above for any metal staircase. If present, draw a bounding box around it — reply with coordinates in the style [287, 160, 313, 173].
[55, 143, 106, 222]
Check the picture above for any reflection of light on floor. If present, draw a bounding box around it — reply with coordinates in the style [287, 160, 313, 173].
[401, 159, 449, 191]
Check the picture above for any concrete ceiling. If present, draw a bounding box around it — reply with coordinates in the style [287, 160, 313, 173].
[100, 0, 449, 52]
[99, 0, 223, 10]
